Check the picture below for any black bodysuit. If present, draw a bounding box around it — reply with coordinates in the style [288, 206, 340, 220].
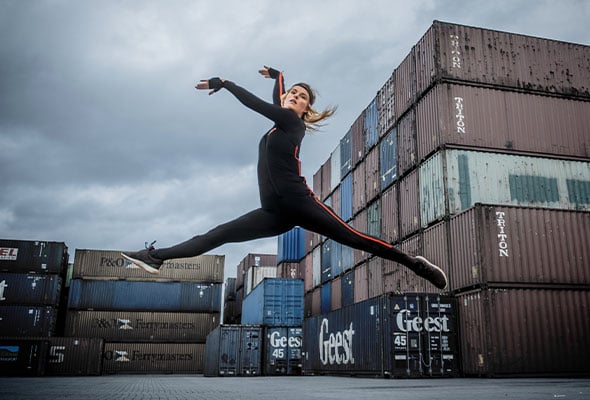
[153, 72, 413, 267]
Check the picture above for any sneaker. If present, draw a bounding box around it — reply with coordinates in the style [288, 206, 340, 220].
[413, 256, 448, 290]
[121, 241, 163, 274]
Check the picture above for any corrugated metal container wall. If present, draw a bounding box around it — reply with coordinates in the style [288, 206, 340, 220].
[240, 278, 304, 327]
[331, 276, 342, 311]
[341, 242, 354, 272]
[277, 261, 303, 279]
[367, 199, 381, 238]
[263, 326, 303, 376]
[397, 108, 417, 176]
[364, 98, 379, 152]
[0, 339, 49, 376]
[0, 240, 68, 275]
[330, 241, 342, 278]
[321, 240, 332, 283]
[457, 287, 590, 376]
[352, 210, 369, 265]
[225, 278, 236, 300]
[0, 273, 61, 306]
[353, 262, 368, 303]
[419, 149, 590, 228]
[67, 280, 222, 312]
[351, 113, 365, 167]
[381, 184, 399, 244]
[341, 269, 354, 307]
[422, 221, 451, 285]
[103, 342, 205, 374]
[44, 337, 103, 376]
[320, 282, 331, 314]
[416, 83, 590, 162]
[278, 227, 305, 263]
[243, 253, 277, 269]
[365, 146, 380, 204]
[414, 21, 590, 101]
[377, 72, 396, 138]
[331, 186, 341, 221]
[321, 158, 331, 201]
[352, 161, 366, 215]
[340, 174, 353, 222]
[245, 266, 277, 295]
[340, 129, 353, 178]
[366, 258, 383, 299]
[0, 306, 57, 336]
[204, 325, 240, 376]
[313, 168, 322, 198]
[303, 253, 313, 293]
[236, 260, 246, 290]
[379, 128, 397, 191]
[394, 50, 416, 119]
[399, 168, 421, 238]
[304, 291, 312, 317]
[448, 205, 590, 289]
[330, 144, 341, 192]
[73, 250, 224, 282]
[312, 246, 321, 289]
[311, 286, 321, 317]
[65, 310, 219, 342]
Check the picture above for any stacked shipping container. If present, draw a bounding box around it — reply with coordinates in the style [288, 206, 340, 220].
[66, 249, 224, 374]
[298, 21, 590, 377]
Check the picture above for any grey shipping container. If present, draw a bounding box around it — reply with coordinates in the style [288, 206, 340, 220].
[0, 339, 49, 376]
[448, 204, 590, 289]
[419, 148, 590, 228]
[73, 249, 224, 283]
[0, 306, 58, 336]
[413, 21, 590, 107]
[102, 342, 205, 374]
[263, 326, 303, 375]
[67, 279, 222, 312]
[0, 240, 68, 275]
[241, 278, 304, 327]
[64, 310, 219, 342]
[416, 82, 590, 162]
[303, 293, 458, 377]
[457, 287, 590, 376]
[0, 273, 62, 306]
[204, 325, 263, 376]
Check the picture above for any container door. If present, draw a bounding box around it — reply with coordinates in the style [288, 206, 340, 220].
[240, 326, 262, 376]
[389, 294, 423, 377]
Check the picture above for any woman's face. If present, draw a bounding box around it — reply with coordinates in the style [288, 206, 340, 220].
[282, 85, 311, 118]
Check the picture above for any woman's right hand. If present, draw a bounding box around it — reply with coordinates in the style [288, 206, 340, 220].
[259, 66, 280, 79]
[196, 78, 224, 95]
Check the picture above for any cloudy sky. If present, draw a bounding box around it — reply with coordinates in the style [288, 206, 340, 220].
[1, 0, 589, 278]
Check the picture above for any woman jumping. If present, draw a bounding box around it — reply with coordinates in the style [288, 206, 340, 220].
[122, 67, 448, 290]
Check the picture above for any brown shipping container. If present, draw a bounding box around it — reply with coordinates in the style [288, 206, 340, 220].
[422, 221, 451, 284]
[353, 262, 369, 303]
[321, 159, 331, 200]
[331, 186, 341, 222]
[416, 82, 590, 162]
[304, 291, 313, 317]
[64, 311, 220, 343]
[457, 287, 590, 376]
[397, 108, 418, 176]
[364, 146, 380, 204]
[313, 168, 322, 198]
[102, 343, 205, 374]
[236, 260, 245, 289]
[352, 209, 369, 265]
[366, 257, 383, 299]
[352, 161, 366, 215]
[414, 21, 590, 104]
[351, 112, 365, 167]
[331, 276, 342, 311]
[377, 71, 396, 137]
[394, 50, 416, 119]
[73, 250, 224, 283]
[303, 253, 313, 293]
[448, 204, 590, 290]
[311, 287, 321, 317]
[381, 184, 399, 244]
[399, 168, 421, 239]
[277, 261, 303, 279]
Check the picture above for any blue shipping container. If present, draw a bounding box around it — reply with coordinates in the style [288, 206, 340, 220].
[241, 278, 304, 327]
[380, 128, 397, 190]
[277, 227, 306, 263]
[341, 270, 354, 307]
[340, 174, 353, 222]
[67, 279, 222, 312]
[263, 326, 303, 376]
[320, 283, 331, 314]
[204, 325, 263, 376]
[341, 244, 354, 272]
[0, 273, 62, 306]
[321, 240, 332, 283]
[330, 241, 343, 278]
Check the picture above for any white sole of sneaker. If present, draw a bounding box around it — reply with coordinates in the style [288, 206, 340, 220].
[121, 253, 161, 275]
[415, 256, 448, 290]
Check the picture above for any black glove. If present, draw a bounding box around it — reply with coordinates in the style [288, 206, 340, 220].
[267, 67, 281, 79]
[208, 77, 224, 94]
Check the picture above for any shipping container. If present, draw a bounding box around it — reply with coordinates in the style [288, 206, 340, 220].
[341, 243, 354, 273]
[340, 129, 353, 178]
[351, 113, 365, 166]
[0, 339, 49, 376]
[73, 250, 224, 283]
[223, 300, 240, 324]
[0, 273, 62, 306]
[321, 240, 332, 284]
[303, 253, 313, 293]
[321, 158, 332, 201]
[416, 83, 590, 162]
[377, 71, 396, 138]
[396, 108, 418, 177]
[364, 98, 379, 152]
[241, 278, 304, 327]
[67, 280, 222, 312]
[352, 162, 366, 215]
[0, 240, 68, 275]
[303, 293, 459, 377]
[263, 326, 303, 376]
[365, 146, 380, 204]
[341, 269, 354, 308]
[320, 282, 331, 314]
[353, 263, 368, 303]
[225, 277, 236, 301]
[414, 21, 590, 105]
[331, 276, 342, 311]
[367, 199, 381, 238]
[311, 287, 321, 317]
[102, 342, 205, 374]
[457, 287, 590, 376]
[245, 265, 277, 295]
[340, 174, 353, 222]
[366, 257, 383, 299]
[312, 246, 321, 289]
[0, 305, 57, 336]
[381, 184, 399, 244]
[64, 310, 219, 342]
[419, 149, 590, 228]
[278, 226, 307, 266]
[399, 168, 421, 238]
[394, 50, 416, 120]
[44, 337, 103, 376]
[352, 210, 369, 265]
[330, 144, 341, 192]
[448, 204, 590, 289]
[204, 325, 263, 376]
[330, 241, 343, 278]
[277, 261, 302, 279]
[380, 128, 397, 190]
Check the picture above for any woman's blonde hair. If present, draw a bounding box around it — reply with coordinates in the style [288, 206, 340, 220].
[281, 84, 336, 131]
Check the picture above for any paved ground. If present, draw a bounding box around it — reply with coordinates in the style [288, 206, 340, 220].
[0, 375, 588, 400]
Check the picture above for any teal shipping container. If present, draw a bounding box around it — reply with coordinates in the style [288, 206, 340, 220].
[241, 278, 304, 327]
